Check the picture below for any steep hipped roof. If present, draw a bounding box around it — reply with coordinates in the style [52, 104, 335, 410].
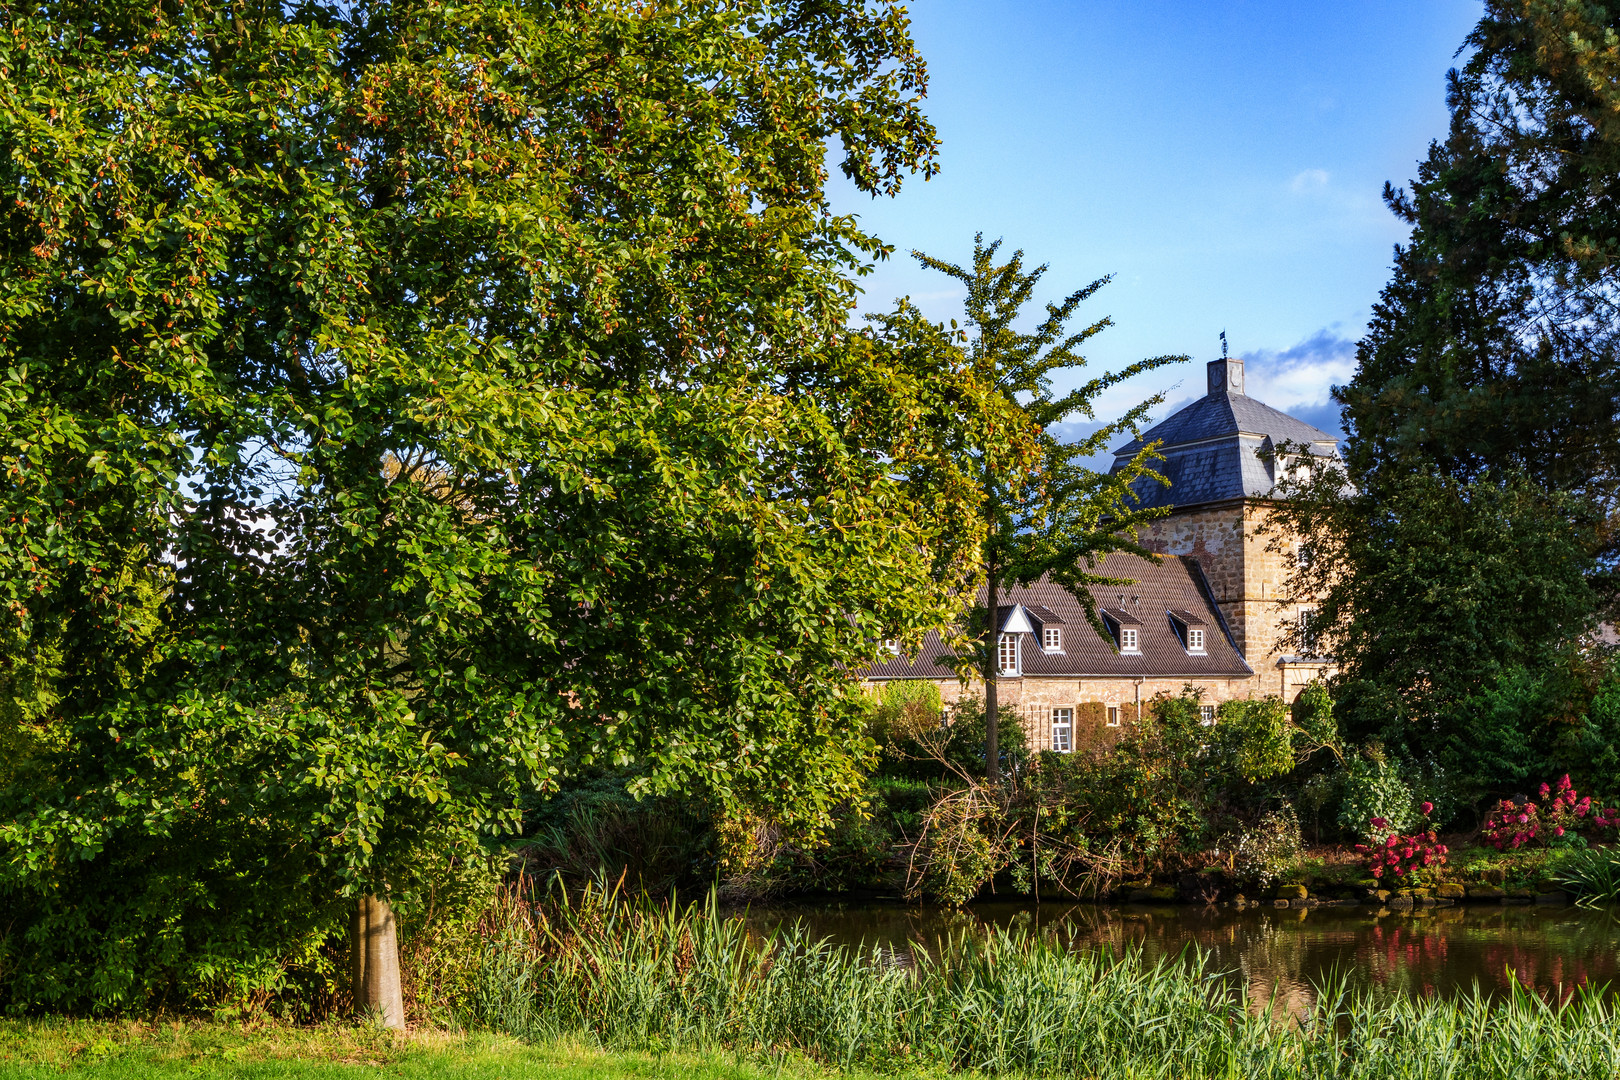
[1110, 357, 1339, 512]
[862, 551, 1252, 681]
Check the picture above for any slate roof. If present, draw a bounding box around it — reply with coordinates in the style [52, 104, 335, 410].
[862, 551, 1252, 681]
[1110, 358, 1339, 512]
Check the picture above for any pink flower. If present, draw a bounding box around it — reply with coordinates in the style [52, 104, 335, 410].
[1555, 826, 1565, 837]
[1517, 814, 1529, 824]
[1421, 802, 1434, 816]
[1540, 782, 1551, 798]
[1370, 817, 1388, 830]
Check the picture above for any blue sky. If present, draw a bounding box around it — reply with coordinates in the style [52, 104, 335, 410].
[831, 1, 1483, 451]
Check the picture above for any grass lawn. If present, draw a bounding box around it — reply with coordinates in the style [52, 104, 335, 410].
[0, 1022, 913, 1080]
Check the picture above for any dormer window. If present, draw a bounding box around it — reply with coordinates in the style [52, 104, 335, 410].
[997, 633, 1020, 677]
[1042, 626, 1063, 652]
[1168, 610, 1207, 655]
[1102, 608, 1141, 655]
[881, 639, 900, 655]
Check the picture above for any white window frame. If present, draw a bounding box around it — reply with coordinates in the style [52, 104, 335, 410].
[1199, 704, 1217, 726]
[997, 633, 1021, 677]
[1050, 707, 1073, 752]
[1186, 627, 1205, 653]
[1042, 626, 1063, 652]
[1298, 606, 1319, 656]
[882, 638, 900, 655]
[1106, 706, 1121, 728]
[1119, 627, 1139, 653]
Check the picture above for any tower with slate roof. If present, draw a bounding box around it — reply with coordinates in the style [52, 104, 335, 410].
[1109, 355, 1339, 699]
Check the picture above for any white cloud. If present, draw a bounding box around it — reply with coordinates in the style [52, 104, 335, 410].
[1239, 328, 1357, 434]
[1289, 168, 1330, 193]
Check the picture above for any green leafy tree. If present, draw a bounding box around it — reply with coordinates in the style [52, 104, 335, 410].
[904, 236, 1184, 780]
[1275, 467, 1603, 796]
[0, 0, 1018, 1016]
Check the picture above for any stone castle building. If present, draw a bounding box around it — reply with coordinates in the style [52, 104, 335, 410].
[863, 355, 1339, 753]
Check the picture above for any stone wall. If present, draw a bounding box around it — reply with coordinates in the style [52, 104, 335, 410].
[924, 673, 1255, 753]
[1136, 499, 1323, 699]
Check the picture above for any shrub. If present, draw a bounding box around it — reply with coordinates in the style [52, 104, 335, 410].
[1220, 805, 1303, 888]
[1355, 805, 1448, 885]
[1481, 774, 1620, 851]
[1337, 752, 1417, 842]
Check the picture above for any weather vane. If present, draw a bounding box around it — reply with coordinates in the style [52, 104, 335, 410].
[1219, 330, 1228, 358]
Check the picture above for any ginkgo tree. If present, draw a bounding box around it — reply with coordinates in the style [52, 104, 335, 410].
[0, 0, 1029, 1017]
[907, 237, 1184, 781]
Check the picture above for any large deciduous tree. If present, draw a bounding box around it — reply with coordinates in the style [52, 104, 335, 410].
[0, 0, 1018, 1015]
[902, 236, 1184, 781]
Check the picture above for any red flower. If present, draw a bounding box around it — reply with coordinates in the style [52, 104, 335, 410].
[1421, 801, 1434, 816]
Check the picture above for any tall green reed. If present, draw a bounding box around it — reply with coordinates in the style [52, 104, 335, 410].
[1557, 847, 1620, 906]
[462, 880, 1620, 1079]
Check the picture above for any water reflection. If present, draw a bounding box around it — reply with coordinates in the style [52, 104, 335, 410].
[748, 900, 1620, 1013]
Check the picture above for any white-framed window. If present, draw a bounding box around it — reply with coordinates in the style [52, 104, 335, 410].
[1199, 704, 1217, 726]
[1042, 626, 1063, 651]
[1298, 607, 1319, 656]
[1294, 541, 1312, 569]
[1106, 706, 1121, 728]
[997, 633, 1020, 676]
[1186, 627, 1205, 652]
[1119, 627, 1139, 653]
[882, 639, 900, 655]
[1051, 707, 1073, 752]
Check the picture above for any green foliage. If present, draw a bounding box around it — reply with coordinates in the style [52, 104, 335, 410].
[1218, 805, 1303, 889]
[1290, 681, 1339, 756]
[905, 237, 1186, 640]
[896, 236, 1184, 780]
[864, 680, 944, 772]
[936, 697, 1030, 780]
[461, 884, 1620, 1080]
[1336, 2, 1620, 517]
[1337, 754, 1418, 843]
[0, 0, 1014, 1011]
[1282, 0, 1620, 808]
[1214, 697, 1294, 784]
[1554, 847, 1620, 907]
[1276, 467, 1606, 795]
[521, 775, 716, 898]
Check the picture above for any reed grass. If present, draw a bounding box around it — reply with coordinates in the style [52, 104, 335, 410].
[463, 881, 1620, 1080]
[1557, 847, 1620, 906]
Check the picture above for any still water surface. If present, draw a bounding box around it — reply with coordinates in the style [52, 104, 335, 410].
[751, 900, 1620, 1013]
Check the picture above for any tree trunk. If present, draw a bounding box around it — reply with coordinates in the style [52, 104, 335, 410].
[353, 893, 405, 1030]
[985, 553, 1000, 785]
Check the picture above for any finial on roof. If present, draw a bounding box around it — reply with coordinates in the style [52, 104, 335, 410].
[1220, 330, 1227, 359]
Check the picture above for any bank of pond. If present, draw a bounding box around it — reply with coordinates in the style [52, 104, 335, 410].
[456, 882, 1620, 1079]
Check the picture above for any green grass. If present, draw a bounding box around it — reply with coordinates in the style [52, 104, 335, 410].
[456, 885, 1620, 1079]
[0, 1022, 917, 1080]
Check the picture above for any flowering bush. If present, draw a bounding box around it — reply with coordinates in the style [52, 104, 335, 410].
[1337, 756, 1417, 842]
[1481, 775, 1620, 851]
[1356, 804, 1448, 884]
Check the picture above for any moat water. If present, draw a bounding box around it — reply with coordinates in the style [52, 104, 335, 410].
[750, 899, 1620, 1014]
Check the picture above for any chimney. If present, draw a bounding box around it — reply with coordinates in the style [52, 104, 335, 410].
[1207, 356, 1244, 396]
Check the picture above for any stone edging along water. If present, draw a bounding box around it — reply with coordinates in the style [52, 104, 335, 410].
[1117, 881, 1576, 910]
